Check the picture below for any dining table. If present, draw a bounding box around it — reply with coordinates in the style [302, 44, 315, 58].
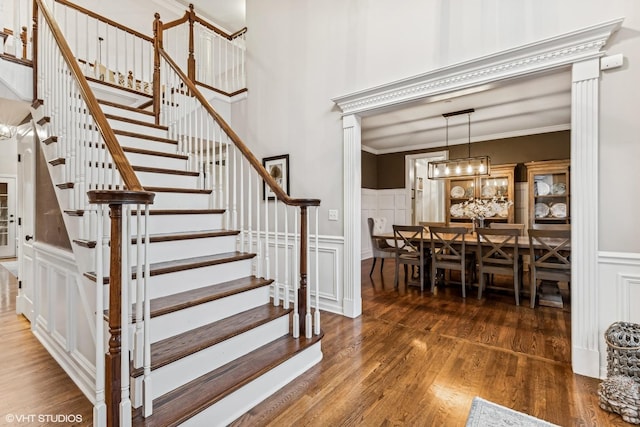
[373, 226, 571, 307]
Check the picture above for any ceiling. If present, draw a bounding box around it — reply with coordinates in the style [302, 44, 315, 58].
[360, 68, 573, 154]
[179, 0, 246, 32]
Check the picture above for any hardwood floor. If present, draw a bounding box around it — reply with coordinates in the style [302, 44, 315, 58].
[0, 260, 93, 426]
[0, 259, 627, 426]
[233, 260, 626, 427]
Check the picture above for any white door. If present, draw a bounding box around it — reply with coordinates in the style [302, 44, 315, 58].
[0, 176, 16, 258]
[16, 131, 35, 320]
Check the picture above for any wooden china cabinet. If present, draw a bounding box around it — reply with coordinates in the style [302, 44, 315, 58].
[445, 163, 516, 226]
[525, 159, 570, 229]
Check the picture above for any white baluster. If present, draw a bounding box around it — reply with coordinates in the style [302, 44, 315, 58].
[143, 205, 152, 417]
[314, 207, 320, 335]
[119, 206, 132, 427]
[94, 205, 106, 427]
[306, 212, 312, 339]
[293, 210, 299, 338]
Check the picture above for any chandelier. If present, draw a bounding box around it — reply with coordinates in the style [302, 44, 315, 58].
[427, 108, 491, 179]
[0, 123, 16, 140]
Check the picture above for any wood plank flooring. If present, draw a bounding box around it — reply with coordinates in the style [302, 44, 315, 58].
[0, 260, 93, 426]
[0, 259, 628, 426]
[233, 260, 626, 427]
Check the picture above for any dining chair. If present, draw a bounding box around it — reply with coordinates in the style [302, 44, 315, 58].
[392, 225, 429, 291]
[429, 226, 473, 297]
[367, 217, 396, 277]
[489, 222, 525, 235]
[527, 228, 571, 308]
[476, 227, 522, 305]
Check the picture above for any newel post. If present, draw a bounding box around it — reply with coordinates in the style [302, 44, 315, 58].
[298, 206, 308, 336]
[152, 13, 163, 125]
[88, 190, 154, 427]
[187, 4, 196, 81]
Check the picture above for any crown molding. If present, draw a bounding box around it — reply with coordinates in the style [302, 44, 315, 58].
[362, 123, 571, 155]
[332, 18, 623, 116]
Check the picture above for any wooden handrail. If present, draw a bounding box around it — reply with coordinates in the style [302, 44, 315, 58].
[36, 0, 145, 192]
[154, 20, 318, 208]
[160, 3, 247, 41]
[54, 0, 153, 42]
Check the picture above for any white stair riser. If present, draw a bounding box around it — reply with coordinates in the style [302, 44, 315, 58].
[118, 135, 178, 155]
[129, 234, 237, 265]
[108, 120, 168, 139]
[149, 286, 271, 343]
[149, 191, 212, 210]
[145, 258, 253, 299]
[142, 315, 290, 403]
[183, 342, 323, 427]
[100, 104, 154, 123]
[136, 171, 199, 188]
[124, 152, 187, 170]
[132, 213, 223, 235]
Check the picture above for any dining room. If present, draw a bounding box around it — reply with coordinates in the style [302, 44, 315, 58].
[360, 72, 575, 314]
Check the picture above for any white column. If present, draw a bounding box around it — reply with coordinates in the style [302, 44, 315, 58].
[571, 58, 601, 377]
[343, 114, 362, 318]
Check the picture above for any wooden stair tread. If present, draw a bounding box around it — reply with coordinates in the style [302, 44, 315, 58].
[85, 251, 256, 283]
[122, 146, 188, 160]
[132, 209, 225, 215]
[75, 229, 239, 248]
[132, 303, 292, 377]
[131, 333, 322, 427]
[150, 275, 273, 318]
[98, 99, 154, 116]
[105, 113, 168, 131]
[114, 129, 177, 145]
[143, 186, 211, 194]
[132, 229, 239, 244]
[132, 165, 199, 176]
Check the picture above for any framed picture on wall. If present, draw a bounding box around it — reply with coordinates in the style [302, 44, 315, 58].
[262, 154, 289, 200]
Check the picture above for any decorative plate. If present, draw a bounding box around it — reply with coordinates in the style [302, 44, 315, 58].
[481, 185, 497, 198]
[552, 183, 567, 195]
[534, 202, 550, 218]
[535, 181, 551, 196]
[450, 186, 465, 198]
[450, 203, 464, 218]
[465, 186, 475, 198]
[550, 203, 567, 218]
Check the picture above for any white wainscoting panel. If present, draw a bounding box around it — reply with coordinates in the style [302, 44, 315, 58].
[361, 188, 410, 260]
[252, 232, 345, 315]
[597, 251, 640, 377]
[361, 189, 378, 259]
[31, 242, 97, 403]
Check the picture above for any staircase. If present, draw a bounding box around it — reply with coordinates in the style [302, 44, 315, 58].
[31, 0, 323, 425]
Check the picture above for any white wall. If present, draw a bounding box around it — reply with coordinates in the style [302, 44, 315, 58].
[244, 0, 640, 252]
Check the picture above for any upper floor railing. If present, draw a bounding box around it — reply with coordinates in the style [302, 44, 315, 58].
[160, 4, 246, 96]
[0, 0, 33, 63]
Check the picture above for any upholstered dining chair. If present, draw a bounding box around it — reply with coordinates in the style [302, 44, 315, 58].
[392, 225, 429, 291]
[429, 226, 474, 297]
[476, 227, 522, 305]
[527, 228, 571, 308]
[367, 217, 396, 276]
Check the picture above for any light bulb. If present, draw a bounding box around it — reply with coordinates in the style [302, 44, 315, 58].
[434, 168, 440, 176]
[479, 163, 485, 173]
[445, 166, 450, 175]
[455, 165, 461, 174]
[467, 163, 473, 173]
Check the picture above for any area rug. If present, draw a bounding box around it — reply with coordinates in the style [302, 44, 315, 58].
[466, 397, 559, 426]
[0, 260, 18, 278]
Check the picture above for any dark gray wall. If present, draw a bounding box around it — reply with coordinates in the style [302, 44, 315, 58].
[364, 130, 570, 189]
